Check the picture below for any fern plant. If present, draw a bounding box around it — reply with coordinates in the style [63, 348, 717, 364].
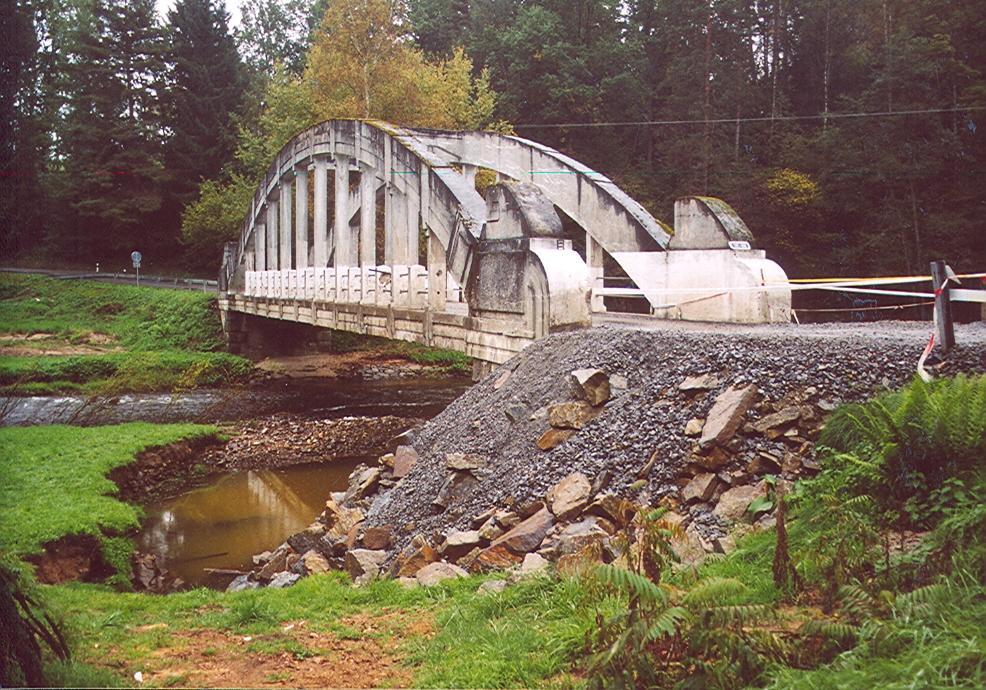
[820, 375, 986, 518]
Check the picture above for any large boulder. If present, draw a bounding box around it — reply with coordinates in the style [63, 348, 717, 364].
[344, 549, 388, 584]
[345, 465, 383, 503]
[392, 446, 418, 479]
[441, 529, 483, 560]
[415, 561, 468, 587]
[396, 537, 439, 577]
[713, 482, 768, 522]
[682, 473, 719, 503]
[571, 369, 611, 406]
[751, 407, 801, 434]
[700, 384, 759, 448]
[554, 517, 610, 556]
[301, 550, 331, 575]
[546, 473, 592, 520]
[445, 453, 486, 471]
[432, 471, 479, 511]
[548, 401, 598, 430]
[475, 508, 555, 567]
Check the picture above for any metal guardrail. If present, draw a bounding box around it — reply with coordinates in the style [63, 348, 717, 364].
[0, 268, 218, 290]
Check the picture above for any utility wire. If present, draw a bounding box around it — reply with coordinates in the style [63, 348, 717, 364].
[514, 105, 986, 129]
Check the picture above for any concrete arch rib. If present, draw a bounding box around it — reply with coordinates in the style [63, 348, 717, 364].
[238, 120, 488, 285]
[407, 129, 672, 253]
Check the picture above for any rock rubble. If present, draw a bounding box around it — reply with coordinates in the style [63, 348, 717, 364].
[230, 324, 985, 590]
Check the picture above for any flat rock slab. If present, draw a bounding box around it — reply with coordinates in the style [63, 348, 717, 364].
[700, 384, 758, 448]
[489, 507, 555, 556]
[392, 446, 418, 478]
[546, 472, 591, 521]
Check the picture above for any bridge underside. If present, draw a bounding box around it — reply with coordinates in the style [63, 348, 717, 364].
[220, 120, 792, 366]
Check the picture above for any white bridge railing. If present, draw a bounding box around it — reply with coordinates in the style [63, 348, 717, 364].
[244, 266, 462, 308]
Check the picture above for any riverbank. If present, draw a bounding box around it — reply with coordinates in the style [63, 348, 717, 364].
[0, 273, 251, 395]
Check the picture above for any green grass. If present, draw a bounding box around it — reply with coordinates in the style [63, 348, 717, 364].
[0, 274, 252, 393]
[42, 572, 594, 688]
[0, 423, 217, 586]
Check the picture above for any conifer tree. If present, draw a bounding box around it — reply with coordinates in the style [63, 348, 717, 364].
[165, 0, 246, 206]
[57, 0, 168, 259]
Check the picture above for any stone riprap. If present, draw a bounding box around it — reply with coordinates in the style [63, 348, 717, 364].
[231, 322, 984, 589]
[365, 323, 985, 553]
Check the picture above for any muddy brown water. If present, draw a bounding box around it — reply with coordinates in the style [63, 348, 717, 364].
[137, 460, 361, 586]
[4, 375, 471, 586]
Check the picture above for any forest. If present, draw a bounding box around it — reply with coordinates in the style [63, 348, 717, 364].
[2, 0, 985, 278]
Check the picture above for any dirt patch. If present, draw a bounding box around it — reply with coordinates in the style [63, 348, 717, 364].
[25, 533, 115, 584]
[256, 351, 450, 381]
[0, 331, 121, 356]
[104, 615, 429, 688]
[110, 435, 227, 503]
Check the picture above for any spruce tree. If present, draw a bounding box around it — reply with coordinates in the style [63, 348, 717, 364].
[165, 0, 246, 206]
[58, 0, 168, 259]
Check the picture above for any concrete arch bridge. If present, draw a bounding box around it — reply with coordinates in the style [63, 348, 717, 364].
[219, 119, 790, 369]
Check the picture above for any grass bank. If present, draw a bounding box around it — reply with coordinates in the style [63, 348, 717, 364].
[323, 329, 472, 375]
[0, 274, 252, 394]
[0, 423, 218, 588]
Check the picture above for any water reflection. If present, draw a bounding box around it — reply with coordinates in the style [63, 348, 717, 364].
[138, 460, 359, 585]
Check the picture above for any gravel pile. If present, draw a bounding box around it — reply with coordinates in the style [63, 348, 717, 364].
[365, 322, 986, 550]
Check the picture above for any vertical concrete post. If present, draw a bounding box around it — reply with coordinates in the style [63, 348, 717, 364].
[279, 180, 292, 270]
[406, 186, 420, 265]
[334, 155, 352, 266]
[294, 166, 309, 269]
[383, 137, 395, 263]
[254, 222, 266, 271]
[266, 198, 279, 270]
[462, 164, 477, 188]
[313, 158, 329, 267]
[390, 189, 408, 264]
[359, 167, 377, 267]
[426, 231, 446, 311]
[586, 232, 607, 312]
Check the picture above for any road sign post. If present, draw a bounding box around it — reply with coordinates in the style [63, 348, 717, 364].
[131, 251, 142, 287]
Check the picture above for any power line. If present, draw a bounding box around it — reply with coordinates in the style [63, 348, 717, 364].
[513, 106, 986, 130]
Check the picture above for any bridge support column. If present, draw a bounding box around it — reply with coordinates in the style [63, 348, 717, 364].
[462, 164, 477, 188]
[359, 167, 377, 266]
[586, 233, 606, 312]
[426, 231, 446, 311]
[254, 222, 266, 271]
[388, 188, 409, 264]
[313, 158, 329, 267]
[279, 179, 292, 269]
[295, 166, 309, 268]
[406, 188, 420, 264]
[334, 155, 352, 266]
[266, 198, 279, 269]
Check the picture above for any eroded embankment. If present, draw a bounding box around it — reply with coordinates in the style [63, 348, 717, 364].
[233, 322, 985, 588]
